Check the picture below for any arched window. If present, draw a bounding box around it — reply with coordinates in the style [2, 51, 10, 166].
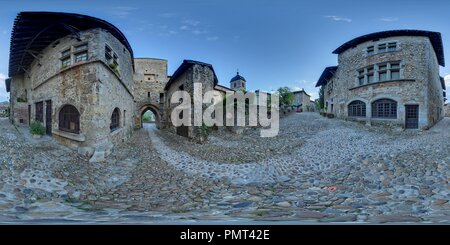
[59, 105, 80, 134]
[110, 108, 120, 132]
[372, 99, 397, 118]
[348, 100, 366, 117]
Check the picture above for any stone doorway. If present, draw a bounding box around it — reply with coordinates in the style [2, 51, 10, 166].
[138, 104, 160, 129]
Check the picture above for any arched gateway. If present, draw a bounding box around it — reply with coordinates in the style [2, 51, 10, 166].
[137, 103, 161, 129]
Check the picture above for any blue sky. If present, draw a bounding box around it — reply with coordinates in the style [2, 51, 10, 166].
[1, 0, 450, 102]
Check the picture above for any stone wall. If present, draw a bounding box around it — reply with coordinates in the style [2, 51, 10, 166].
[133, 58, 169, 129]
[324, 36, 443, 129]
[9, 28, 134, 157]
[163, 64, 216, 142]
[444, 104, 450, 117]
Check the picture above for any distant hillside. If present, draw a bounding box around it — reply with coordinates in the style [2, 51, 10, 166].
[0, 101, 9, 106]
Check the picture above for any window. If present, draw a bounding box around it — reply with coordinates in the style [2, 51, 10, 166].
[367, 46, 375, 55]
[367, 67, 374, 83]
[358, 70, 365, 85]
[159, 93, 164, 103]
[148, 92, 151, 98]
[61, 49, 70, 57]
[378, 64, 388, 81]
[378, 43, 387, 53]
[110, 108, 120, 132]
[75, 43, 88, 51]
[75, 51, 88, 63]
[59, 105, 80, 134]
[61, 57, 71, 68]
[348, 100, 366, 117]
[390, 62, 400, 80]
[105, 45, 112, 60]
[372, 99, 397, 118]
[388, 42, 397, 52]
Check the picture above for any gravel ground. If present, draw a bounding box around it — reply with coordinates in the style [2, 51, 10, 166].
[0, 113, 448, 223]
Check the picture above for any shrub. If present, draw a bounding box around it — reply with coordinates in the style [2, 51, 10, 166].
[30, 120, 46, 135]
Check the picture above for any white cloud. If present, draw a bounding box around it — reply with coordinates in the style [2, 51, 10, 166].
[180, 25, 189, 30]
[183, 19, 200, 26]
[108, 6, 137, 18]
[445, 75, 450, 88]
[0, 73, 9, 102]
[290, 86, 301, 91]
[206, 36, 219, 41]
[192, 30, 207, 35]
[324, 15, 352, 23]
[159, 13, 177, 18]
[380, 17, 399, 22]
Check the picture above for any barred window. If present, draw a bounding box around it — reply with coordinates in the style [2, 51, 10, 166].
[372, 99, 397, 118]
[59, 105, 80, 134]
[367, 46, 375, 55]
[348, 100, 366, 117]
[110, 108, 120, 132]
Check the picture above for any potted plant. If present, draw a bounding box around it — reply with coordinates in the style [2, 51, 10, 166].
[30, 120, 46, 138]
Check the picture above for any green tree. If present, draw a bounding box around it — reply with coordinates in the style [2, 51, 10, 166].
[318, 86, 325, 110]
[277, 87, 294, 106]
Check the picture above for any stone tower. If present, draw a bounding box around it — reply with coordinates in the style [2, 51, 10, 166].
[230, 71, 246, 91]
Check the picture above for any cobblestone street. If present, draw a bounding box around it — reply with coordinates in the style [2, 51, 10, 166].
[0, 113, 449, 223]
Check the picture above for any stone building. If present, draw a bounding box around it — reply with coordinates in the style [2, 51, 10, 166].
[444, 104, 450, 117]
[230, 71, 246, 91]
[5, 12, 238, 157]
[0, 102, 9, 117]
[162, 60, 219, 142]
[7, 12, 135, 161]
[316, 30, 446, 129]
[133, 58, 169, 129]
[293, 89, 311, 112]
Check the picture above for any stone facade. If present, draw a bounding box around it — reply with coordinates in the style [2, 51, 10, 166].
[6, 12, 238, 157]
[317, 31, 446, 129]
[9, 27, 134, 160]
[444, 104, 450, 117]
[293, 90, 311, 112]
[133, 58, 169, 129]
[163, 61, 217, 143]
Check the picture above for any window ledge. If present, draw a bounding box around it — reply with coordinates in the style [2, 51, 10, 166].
[53, 129, 86, 142]
[350, 79, 415, 90]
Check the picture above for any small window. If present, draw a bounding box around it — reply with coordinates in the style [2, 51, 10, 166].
[59, 105, 80, 134]
[391, 70, 400, 80]
[367, 46, 375, 55]
[391, 63, 400, 69]
[378, 43, 387, 53]
[379, 65, 387, 71]
[75, 43, 88, 51]
[105, 45, 113, 60]
[379, 71, 388, 81]
[159, 93, 164, 103]
[368, 74, 374, 83]
[61, 49, 70, 57]
[358, 76, 365, 85]
[75, 51, 88, 63]
[148, 92, 151, 98]
[388, 42, 397, 52]
[61, 57, 71, 68]
[110, 108, 120, 132]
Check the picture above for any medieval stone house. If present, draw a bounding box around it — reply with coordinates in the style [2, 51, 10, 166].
[5, 12, 237, 161]
[293, 89, 311, 112]
[316, 30, 446, 129]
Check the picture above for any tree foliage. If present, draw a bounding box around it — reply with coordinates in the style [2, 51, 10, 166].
[277, 87, 294, 106]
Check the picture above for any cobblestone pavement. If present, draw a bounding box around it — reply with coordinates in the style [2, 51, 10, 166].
[0, 113, 448, 223]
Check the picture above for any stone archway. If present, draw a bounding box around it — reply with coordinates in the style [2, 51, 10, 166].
[137, 103, 161, 129]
